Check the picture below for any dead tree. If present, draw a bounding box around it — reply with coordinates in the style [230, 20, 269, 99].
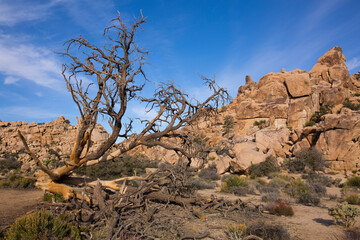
[18, 12, 229, 200]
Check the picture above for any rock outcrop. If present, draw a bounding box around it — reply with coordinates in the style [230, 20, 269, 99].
[0, 116, 109, 171]
[140, 47, 360, 172]
[1, 47, 359, 173]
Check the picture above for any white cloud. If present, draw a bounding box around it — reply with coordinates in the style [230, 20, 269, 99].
[0, 106, 62, 119]
[347, 57, 360, 71]
[0, 0, 66, 26]
[132, 105, 158, 120]
[4, 76, 20, 85]
[0, 35, 64, 90]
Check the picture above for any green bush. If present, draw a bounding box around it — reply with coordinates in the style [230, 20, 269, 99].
[222, 115, 234, 136]
[5, 210, 83, 240]
[284, 178, 311, 197]
[328, 202, 360, 228]
[304, 121, 315, 127]
[75, 154, 158, 180]
[287, 149, 327, 173]
[297, 193, 320, 206]
[253, 120, 267, 129]
[0, 173, 35, 189]
[345, 176, 360, 188]
[43, 193, 65, 203]
[248, 155, 280, 177]
[310, 105, 332, 123]
[220, 176, 247, 193]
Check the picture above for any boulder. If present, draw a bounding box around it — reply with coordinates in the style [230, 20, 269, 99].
[285, 73, 311, 98]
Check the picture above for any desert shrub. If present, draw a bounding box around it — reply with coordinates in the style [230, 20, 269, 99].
[284, 158, 306, 173]
[297, 193, 320, 206]
[5, 210, 83, 240]
[341, 186, 359, 198]
[304, 121, 315, 127]
[246, 221, 291, 240]
[262, 192, 281, 203]
[253, 119, 267, 129]
[225, 179, 260, 196]
[198, 164, 220, 180]
[344, 193, 360, 205]
[334, 178, 342, 187]
[249, 156, 280, 177]
[0, 173, 35, 189]
[328, 202, 360, 228]
[43, 193, 65, 203]
[304, 173, 332, 187]
[43, 158, 65, 169]
[343, 98, 360, 110]
[75, 154, 158, 180]
[48, 149, 60, 159]
[222, 115, 234, 136]
[266, 200, 294, 216]
[226, 224, 246, 239]
[0, 157, 22, 171]
[310, 105, 332, 123]
[308, 182, 327, 197]
[229, 186, 251, 196]
[188, 178, 217, 190]
[287, 149, 327, 173]
[284, 178, 311, 197]
[43, 193, 53, 202]
[345, 176, 360, 188]
[221, 176, 247, 193]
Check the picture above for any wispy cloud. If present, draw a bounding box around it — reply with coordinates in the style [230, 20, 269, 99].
[4, 76, 20, 85]
[0, 34, 64, 90]
[132, 105, 158, 120]
[347, 57, 360, 71]
[0, 0, 66, 26]
[0, 106, 62, 119]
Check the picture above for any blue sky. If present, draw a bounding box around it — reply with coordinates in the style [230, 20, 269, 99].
[1, 0, 360, 131]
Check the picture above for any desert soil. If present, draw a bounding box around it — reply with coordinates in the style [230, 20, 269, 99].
[0, 188, 43, 231]
[197, 187, 360, 240]
[0, 187, 359, 240]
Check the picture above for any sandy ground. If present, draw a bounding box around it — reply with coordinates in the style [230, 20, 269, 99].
[0, 185, 359, 239]
[0, 189, 43, 230]
[197, 187, 360, 240]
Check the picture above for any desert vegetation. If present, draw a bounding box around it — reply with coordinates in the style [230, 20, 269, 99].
[0, 9, 360, 240]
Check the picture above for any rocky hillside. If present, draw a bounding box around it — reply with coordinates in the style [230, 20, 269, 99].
[137, 47, 360, 173]
[0, 116, 109, 171]
[1, 47, 359, 174]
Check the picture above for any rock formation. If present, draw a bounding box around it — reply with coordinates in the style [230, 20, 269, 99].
[0, 116, 109, 171]
[1, 47, 359, 174]
[134, 47, 360, 173]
